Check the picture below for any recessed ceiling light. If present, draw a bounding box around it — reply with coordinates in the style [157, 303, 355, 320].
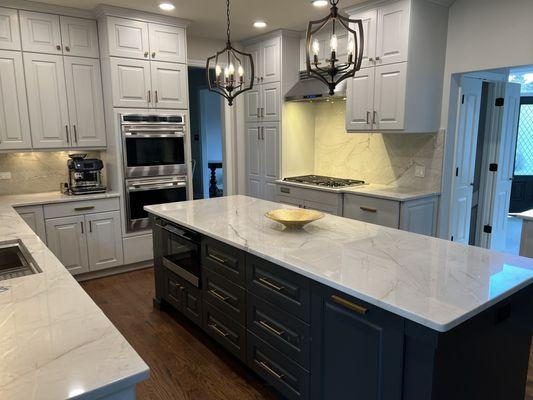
[253, 21, 267, 28]
[159, 2, 175, 11]
[312, 0, 329, 7]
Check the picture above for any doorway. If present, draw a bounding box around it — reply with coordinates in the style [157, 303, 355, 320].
[188, 67, 224, 199]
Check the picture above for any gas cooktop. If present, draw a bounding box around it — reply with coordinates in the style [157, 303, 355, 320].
[283, 175, 365, 188]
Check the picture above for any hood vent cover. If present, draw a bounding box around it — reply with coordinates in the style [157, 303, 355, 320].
[285, 70, 347, 102]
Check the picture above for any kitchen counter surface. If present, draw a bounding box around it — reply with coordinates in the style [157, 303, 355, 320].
[0, 191, 148, 400]
[1, 191, 120, 207]
[512, 209, 533, 221]
[275, 180, 440, 201]
[145, 195, 533, 333]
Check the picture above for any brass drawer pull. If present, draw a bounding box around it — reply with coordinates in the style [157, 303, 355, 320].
[360, 206, 377, 213]
[259, 361, 285, 380]
[209, 253, 227, 264]
[259, 320, 285, 336]
[209, 323, 229, 338]
[209, 289, 229, 302]
[74, 206, 95, 211]
[331, 295, 368, 315]
[258, 277, 284, 291]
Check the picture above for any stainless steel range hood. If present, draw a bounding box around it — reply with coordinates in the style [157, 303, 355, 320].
[285, 71, 347, 102]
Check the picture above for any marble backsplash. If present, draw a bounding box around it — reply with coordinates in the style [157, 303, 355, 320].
[314, 102, 444, 191]
[0, 151, 101, 195]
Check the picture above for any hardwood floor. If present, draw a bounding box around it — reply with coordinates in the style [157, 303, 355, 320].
[81, 268, 533, 400]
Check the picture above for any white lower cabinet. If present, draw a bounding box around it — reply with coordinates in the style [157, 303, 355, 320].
[15, 205, 47, 244]
[86, 211, 123, 271]
[275, 185, 343, 216]
[247, 123, 280, 201]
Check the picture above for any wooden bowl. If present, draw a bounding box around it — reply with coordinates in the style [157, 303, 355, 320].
[265, 208, 325, 229]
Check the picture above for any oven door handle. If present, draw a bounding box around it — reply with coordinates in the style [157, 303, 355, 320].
[127, 181, 187, 192]
[124, 131, 185, 138]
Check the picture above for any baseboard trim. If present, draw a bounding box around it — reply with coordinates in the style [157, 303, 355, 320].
[75, 261, 153, 282]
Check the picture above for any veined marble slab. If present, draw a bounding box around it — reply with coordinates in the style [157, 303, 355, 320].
[1, 191, 120, 207]
[512, 209, 533, 222]
[145, 195, 533, 332]
[0, 192, 148, 400]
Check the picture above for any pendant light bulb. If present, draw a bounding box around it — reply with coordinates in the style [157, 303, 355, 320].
[238, 64, 244, 77]
[347, 38, 354, 56]
[215, 64, 222, 77]
[224, 66, 229, 78]
[330, 34, 338, 52]
[312, 39, 320, 56]
[228, 63, 235, 76]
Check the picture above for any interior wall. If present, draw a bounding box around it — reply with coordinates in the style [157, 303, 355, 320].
[187, 36, 227, 63]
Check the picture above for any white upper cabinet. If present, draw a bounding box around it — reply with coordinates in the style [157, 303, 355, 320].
[151, 61, 188, 109]
[262, 82, 281, 122]
[263, 123, 280, 182]
[110, 57, 152, 108]
[60, 16, 99, 58]
[148, 23, 186, 63]
[261, 37, 280, 84]
[346, 68, 375, 131]
[373, 62, 406, 130]
[0, 51, 31, 150]
[245, 85, 261, 122]
[376, 0, 409, 65]
[24, 53, 70, 148]
[20, 11, 62, 54]
[0, 7, 21, 50]
[106, 16, 149, 59]
[244, 42, 261, 86]
[64, 57, 106, 147]
[351, 9, 376, 69]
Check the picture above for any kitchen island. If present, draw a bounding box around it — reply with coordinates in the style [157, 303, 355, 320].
[146, 195, 533, 400]
[513, 209, 533, 259]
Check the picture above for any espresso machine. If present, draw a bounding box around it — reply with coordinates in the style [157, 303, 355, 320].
[67, 154, 106, 195]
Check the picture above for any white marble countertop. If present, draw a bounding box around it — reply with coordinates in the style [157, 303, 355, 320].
[0, 191, 148, 400]
[1, 191, 120, 208]
[275, 180, 440, 201]
[145, 195, 533, 333]
[511, 209, 533, 222]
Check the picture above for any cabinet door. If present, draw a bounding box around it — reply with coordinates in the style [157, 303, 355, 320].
[46, 215, 89, 275]
[311, 286, 404, 400]
[373, 62, 406, 130]
[0, 7, 21, 50]
[20, 11, 62, 54]
[375, 0, 409, 65]
[262, 82, 281, 122]
[60, 16, 99, 58]
[247, 124, 263, 198]
[245, 85, 261, 122]
[0, 51, 32, 150]
[346, 68, 374, 131]
[151, 61, 188, 109]
[86, 211, 124, 271]
[64, 57, 106, 148]
[261, 37, 280, 84]
[350, 9, 377, 69]
[106, 16, 149, 59]
[110, 57, 152, 108]
[399, 196, 438, 236]
[24, 53, 70, 149]
[263, 123, 280, 182]
[15, 205, 47, 244]
[149, 23, 186, 63]
[244, 42, 261, 86]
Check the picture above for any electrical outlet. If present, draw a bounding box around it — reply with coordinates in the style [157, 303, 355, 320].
[0, 172, 12, 180]
[414, 165, 426, 178]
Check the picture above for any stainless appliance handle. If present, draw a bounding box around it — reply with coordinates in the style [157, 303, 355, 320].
[155, 222, 198, 245]
[127, 181, 187, 192]
[65, 125, 69, 143]
[124, 131, 185, 138]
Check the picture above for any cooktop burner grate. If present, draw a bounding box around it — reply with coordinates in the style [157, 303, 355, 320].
[283, 175, 365, 188]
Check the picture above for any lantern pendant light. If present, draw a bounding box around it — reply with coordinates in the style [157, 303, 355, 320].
[306, 0, 364, 95]
[206, 0, 254, 106]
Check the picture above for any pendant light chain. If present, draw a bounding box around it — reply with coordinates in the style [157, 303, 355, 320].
[226, 0, 231, 45]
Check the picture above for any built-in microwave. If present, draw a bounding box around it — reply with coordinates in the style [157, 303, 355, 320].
[121, 114, 187, 178]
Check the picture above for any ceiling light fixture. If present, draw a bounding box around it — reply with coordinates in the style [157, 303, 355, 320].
[253, 21, 267, 28]
[312, 0, 329, 7]
[158, 2, 175, 11]
[206, 0, 254, 106]
[306, 0, 364, 95]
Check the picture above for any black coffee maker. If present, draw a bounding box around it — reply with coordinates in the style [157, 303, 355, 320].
[67, 154, 106, 195]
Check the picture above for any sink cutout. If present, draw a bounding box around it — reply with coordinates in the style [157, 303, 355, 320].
[0, 240, 41, 281]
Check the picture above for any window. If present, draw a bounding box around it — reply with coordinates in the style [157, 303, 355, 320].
[514, 97, 533, 176]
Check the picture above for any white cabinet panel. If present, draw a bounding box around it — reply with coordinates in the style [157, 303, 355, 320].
[0, 51, 31, 150]
[399, 196, 438, 236]
[245, 86, 261, 122]
[15, 205, 47, 244]
[346, 68, 374, 131]
[264, 180, 278, 202]
[24, 53, 70, 148]
[46, 215, 89, 275]
[244, 42, 261, 86]
[20, 11, 62, 54]
[343, 194, 400, 228]
[261, 36, 280, 84]
[351, 9, 377, 69]
[60, 16, 99, 58]
[376, 0, 408, 65]
[151, 61, 188, 109]
[262, 82, 281, 122]
[86, 211, 123, 271]
[0, 7, 21, 51]
[110, 57, 151, 108]
[149, 23, 186, 63]
[263, 124, 279, 181]
[248, 177, 262, 199]
[373, 62, 406, 130]
[247, 124, 262, 178]
[106, 17, 149, 59]
[64, 57, 106, 147]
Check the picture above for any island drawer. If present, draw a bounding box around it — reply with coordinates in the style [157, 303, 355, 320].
[43, 197, 119, 219]
[247, 332, 309, 400]
[343, 194, 400, 229]
[203, 301, 246, 362]
[164, 268, 184, 310]
[202, 237, 246, 287]
[163, 267, 202, 327]
[246, 255, 310, 322]
[203, 268, 246, 325]
[247, 294, 310, 369]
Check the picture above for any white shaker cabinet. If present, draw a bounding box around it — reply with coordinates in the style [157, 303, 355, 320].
[353, 9, 377, 69]
[260, 36, 281, 84]
[244, 85, 261, 122]
[60, 16, 99, 58]
[20, 11, 62, 54]
[109, 57, 152, 108]
[86, 211, 124, 271]
[373, 62, 406, 130]
[346, 68, 375, 131]
[0, 7, 21, 51]
[243, 41, 261, 86]
[0, 51, 32, 150]
[148, 23, 186, 63]
[24, 53, 70, 149]
[64, 57, 106, 147]
[245, 82, 281, 123]
[15, 205, 47, 244]
[150, 61, 188, 109]
[375, 0, 409, 66]
[247, 124, 263, 199]
[106, 16, 149, 59]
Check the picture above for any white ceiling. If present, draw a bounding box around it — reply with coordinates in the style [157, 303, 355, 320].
[29, 0, 367, 41]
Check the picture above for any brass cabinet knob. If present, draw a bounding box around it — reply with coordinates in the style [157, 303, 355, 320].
[144, 51, 149, 58]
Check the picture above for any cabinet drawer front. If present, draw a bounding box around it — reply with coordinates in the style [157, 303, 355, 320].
[203, 301, 246, 362]
[248, 294, 310, 369]
[246, 255, 310, 322]
[247, 333, 309, 400]
[182, 280, 202, 327]
[164, 267, 184, 310]
[202, 237, 246, 287]
[44, 198, 120, 219]
[203, 268, 246, 325]
[276, 185, 341, 207]
[343, 194, 400, 229]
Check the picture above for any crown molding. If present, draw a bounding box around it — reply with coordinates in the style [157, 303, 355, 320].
[94, 4, 191, 27]
[0, 0, 94, 18]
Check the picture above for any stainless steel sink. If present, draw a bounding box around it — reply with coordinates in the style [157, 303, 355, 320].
[0, 240, 41, 281]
